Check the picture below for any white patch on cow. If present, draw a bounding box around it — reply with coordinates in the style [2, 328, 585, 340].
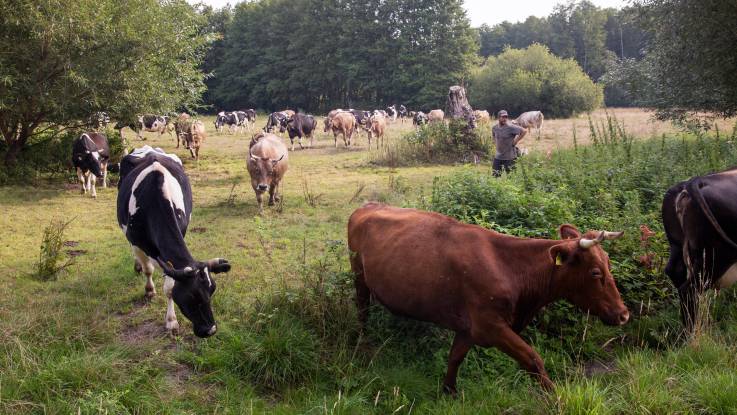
[163, 275, 179, 332]
[718, 263, 737, 289]
[204, 267, 212, 287]
[128, 161, 185, 216]
[128, 145, 183, 165]
[92, 151, 100, 160]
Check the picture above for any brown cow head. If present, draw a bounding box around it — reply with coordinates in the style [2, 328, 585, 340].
[549, 224, 630, 326]
[248, 150, 284, 193]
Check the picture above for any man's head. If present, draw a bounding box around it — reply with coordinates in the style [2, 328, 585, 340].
[498, 110, 509, 126]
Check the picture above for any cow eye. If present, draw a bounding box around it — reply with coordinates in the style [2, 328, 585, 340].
[591, 268, 603, 279]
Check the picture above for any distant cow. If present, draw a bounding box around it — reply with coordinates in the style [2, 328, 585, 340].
[283, 113, 318, 151]
[397, 105, 408, 122]
[72, 132, 110, 198]
[349, 109, 372, 131]
[348, 203, 629, 393]
[367, 114, 387, 149]
[247, 133, 289, 213]
[88, 112, 110, 130]
[117, 146, 231, 337]
[215, 111, 247, 134]
[428, 109, 444, 123]
[328, 112, 356, 148]
[242, 109, 257, 130]
[413, 111, 428, 126]
[513, 111, 544, 138]
[174, 113, 191, 149]
[386, 105, 398, 122]
[265, 111, 289, 133]
[137, 114, 171, 139]
[474, 110, 491, 124]
[188, 121, 206, 160]
[663, 168, 737, 331]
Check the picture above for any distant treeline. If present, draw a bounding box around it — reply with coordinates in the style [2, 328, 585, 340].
[202, 0, 477, 113]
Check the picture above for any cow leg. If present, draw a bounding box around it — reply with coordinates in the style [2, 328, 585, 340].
[290, 138, 295, 152]
[88, 173, 97, 198]
[255, 191, 264, 213]
[132, 246, 156, 299]
[77, 168, 86, 194]
[334, 133, 338, 148]
[442, 332, 473, 395]
[298, 135, 304, 149]
[484, 325, 554, 390]
[163, 276, 179, 333]
[101, 161, 108, 188]
[350, 254, 371, 325]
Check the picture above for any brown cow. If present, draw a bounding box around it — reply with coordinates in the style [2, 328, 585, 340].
[328, 112, 356, 148]
[428, 109, 444, 123]
[174, 113, 191, 149]
[474, 110, 491, 124]
[188, 121, 206, 160]
[281, 109, 296, 118]
[324, 109, 346, 132]
[247, 133, 288, 213]
[367, 114, 387, 149]
[348, 203, 629, 393]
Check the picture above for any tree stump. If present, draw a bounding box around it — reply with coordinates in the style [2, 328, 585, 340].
[445, 85, 476, 130]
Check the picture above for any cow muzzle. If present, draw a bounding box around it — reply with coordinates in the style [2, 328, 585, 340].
[257, 184, 268, 192]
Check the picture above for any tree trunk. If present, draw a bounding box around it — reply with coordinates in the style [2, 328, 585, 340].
[2, 124, 30, 168]
[445, 85, 476, 129]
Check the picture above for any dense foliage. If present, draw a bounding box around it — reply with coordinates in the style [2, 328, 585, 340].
[470, 44, 603, 118]
[477, 2, 648, 81]
[206, 0, 478, 113]
[0, 0, 211, 167]
[607, 0, 737, 123]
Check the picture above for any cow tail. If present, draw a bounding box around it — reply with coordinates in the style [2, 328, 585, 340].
[686, 178, 737, 250]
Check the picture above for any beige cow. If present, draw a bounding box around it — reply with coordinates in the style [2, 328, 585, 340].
[247, 133, 289, 213]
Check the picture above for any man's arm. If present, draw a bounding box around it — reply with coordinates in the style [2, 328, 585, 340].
[513, 128, 527, 145]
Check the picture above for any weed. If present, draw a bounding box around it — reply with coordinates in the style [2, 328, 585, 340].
[302, 177, 325, 207]
[36, 218, 74, 281]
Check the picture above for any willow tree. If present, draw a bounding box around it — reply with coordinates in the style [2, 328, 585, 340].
[0, 0, 211, 166]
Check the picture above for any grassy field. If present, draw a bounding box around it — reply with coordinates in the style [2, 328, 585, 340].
[3, 109, 737, 414]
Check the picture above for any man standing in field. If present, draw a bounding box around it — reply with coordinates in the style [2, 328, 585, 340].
[492, 110, 527, 177]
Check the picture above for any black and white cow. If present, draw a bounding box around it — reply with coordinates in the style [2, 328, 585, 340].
[137, 114, 171, 140]
[282, 113, 318, 150]
[413, 111, 429, 126]
[397, 105, 408, 122]
[349, 109, 372, 131]
[265, 111, 289, 133]
[386, 105, 398, 122]
[88, 112, 110, 130]
[242, 109, 257, 129]
[72, 132, 110, 198]
[215, 111, 249, 134]
[117, 146, 231, 337]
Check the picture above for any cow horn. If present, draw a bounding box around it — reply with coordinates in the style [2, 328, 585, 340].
[272, 154, 285, 163]
[249, 150, 260, 161]
[602, 230, 624, 240]
[579, 232, 606, 249]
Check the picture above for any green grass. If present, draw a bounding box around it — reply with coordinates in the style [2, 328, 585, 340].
[2, 114, 737, 414]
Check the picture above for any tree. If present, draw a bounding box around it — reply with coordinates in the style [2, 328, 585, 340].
[209, 0, 478, 113]
[0, 0, 211, 167]
[614, 0, 737, 122]
[469, 44, 603, 118]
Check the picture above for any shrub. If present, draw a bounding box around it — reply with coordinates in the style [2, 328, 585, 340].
[36, 219, 74, 281]
[372, 119, 493, 166]
[470, 44, 603, 118]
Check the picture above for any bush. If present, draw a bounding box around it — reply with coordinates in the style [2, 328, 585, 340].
[470, 44, 603, 118]
[430, 125, 737, 343]
[0, 128, 125, 184]
[372, 119, 493, 166]
[36, 218, 74, 281]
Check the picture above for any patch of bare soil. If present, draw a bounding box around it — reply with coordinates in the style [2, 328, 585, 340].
[65, 249, 87, 257]
[63, 240, 79, 247]
[119, 319, 167, 346]
[190, 227, 208, 233]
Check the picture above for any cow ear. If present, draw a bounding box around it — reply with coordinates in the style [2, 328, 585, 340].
[205, 258, 231, 274]
[156, 258, 196, 281]
[549, 242, 574, 267]
[559, 224, 581, 240]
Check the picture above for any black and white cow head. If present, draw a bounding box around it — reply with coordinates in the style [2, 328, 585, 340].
[73, 134, 104, 177]
[156, 257, 230, 337]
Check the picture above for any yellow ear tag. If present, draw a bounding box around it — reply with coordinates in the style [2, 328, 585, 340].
[555, 254, 563, 266]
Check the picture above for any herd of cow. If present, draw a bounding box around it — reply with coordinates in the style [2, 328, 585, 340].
[70, 108, 736, 394]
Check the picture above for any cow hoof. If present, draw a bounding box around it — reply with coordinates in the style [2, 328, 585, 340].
[268, 200, 275, 206]
[134, 262, 142, 274]
[166, 320, 179, 333]
[442, 385, 458, 397]
[145, 289, 156, 300]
